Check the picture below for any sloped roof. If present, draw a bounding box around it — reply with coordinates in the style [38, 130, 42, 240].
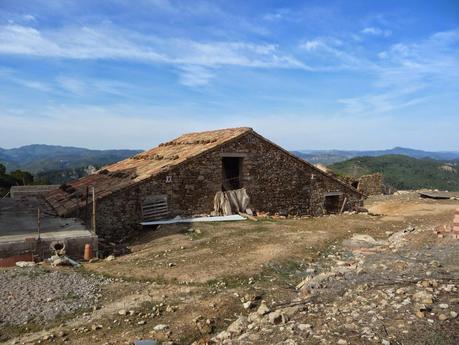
[46, 127, 252, 216]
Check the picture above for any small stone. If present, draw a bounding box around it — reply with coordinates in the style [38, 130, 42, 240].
[105, 255, 115, 261]
[118, 309, 127, 315]
[243, 301, 253, 309]
[268, 310, 286, 324]
[138, 320, 146, 325]
[227, 316, 247, 335]
[257, 302, 271, 315]
[153, 324, 169, 331]
[337, 340, 348, 345]
[168, 263, 176, 268]
[450, 311, 458, 318]
[57, 331, 67, 337]
[91, 324, 102, 331]
[382, 340, 390, 345]
[438, 314, 448, 321]
[439, 303, 448, 309]
[415, 311, 425, 318]
[297, 324, 312, 332]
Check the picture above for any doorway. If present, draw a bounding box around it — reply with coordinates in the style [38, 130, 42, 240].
[222, 157, 242, 191]
[324, 193, 342, 214]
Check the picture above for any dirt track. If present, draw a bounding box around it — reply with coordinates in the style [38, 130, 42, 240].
[1, 192, 458, 345]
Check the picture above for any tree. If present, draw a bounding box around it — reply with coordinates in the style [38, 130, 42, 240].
[10, 170, 34, 185]
[0, 163, 5, 175]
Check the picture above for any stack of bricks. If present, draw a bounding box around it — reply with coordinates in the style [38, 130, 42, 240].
[453, 208, 459, 240]
[434, 207, 459, 239]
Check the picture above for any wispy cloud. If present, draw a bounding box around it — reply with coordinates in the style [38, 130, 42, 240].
[0, 24, 307, 86]
[298, 37, 372, 71]
[55, 76, 86, 95]
[176, 65, 215, 87]
[0, 67, 52, 92]
[361, 26, 392, 37]
[340, 28, 459, 114]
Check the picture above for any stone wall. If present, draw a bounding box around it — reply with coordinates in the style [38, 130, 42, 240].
[93, 132, 363, 241]
[356, 173, 384, 196]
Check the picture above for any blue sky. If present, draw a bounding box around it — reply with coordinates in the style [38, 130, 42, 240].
[0, 0, 458, 150]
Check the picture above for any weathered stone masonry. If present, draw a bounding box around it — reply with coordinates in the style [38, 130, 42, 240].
[94, 131, 363, 241]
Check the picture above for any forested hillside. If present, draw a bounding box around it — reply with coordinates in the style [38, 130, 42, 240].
[329, 155, 459, 191]
[0, 144, 141, 173]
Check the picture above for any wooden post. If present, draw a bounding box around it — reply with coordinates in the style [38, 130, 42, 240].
[37, 207, 41, 240]
[85, 186, 89, 227]
[340, 197, 348, 214]
[92, 186, 96, 234]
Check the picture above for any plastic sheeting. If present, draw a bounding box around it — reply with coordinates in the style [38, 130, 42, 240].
[213, 188, 250, 216]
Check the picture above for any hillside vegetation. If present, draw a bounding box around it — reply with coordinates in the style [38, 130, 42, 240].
[0, 144, 141, 173]
[329, 154, 459, 191]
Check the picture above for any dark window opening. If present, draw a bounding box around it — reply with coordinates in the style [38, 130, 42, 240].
[351, 181, 359, 189]
[222, 157, 242, 191]
[324, 195, 341, 214]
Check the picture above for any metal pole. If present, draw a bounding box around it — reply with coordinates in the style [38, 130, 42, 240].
[37, 207, 41, 240]
[92, 186, 96, 234]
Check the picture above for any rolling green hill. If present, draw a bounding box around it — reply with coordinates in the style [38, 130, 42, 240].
[0, 144, 141, 173]
[329, 155, 459, 191]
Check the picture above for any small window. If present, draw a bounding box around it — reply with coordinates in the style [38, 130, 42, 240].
[142, 195, 169, 221]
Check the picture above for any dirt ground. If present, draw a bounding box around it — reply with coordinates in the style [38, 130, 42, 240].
[1, 192, 458, 345]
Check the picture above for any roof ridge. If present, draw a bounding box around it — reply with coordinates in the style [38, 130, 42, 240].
[178, 127, 252, 137]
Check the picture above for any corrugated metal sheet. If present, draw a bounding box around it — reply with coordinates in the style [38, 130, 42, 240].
[46, 127, 252, 216]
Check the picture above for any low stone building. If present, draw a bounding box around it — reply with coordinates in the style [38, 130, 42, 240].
[46, 128, 363, 241]
[10, 185, 60, 201]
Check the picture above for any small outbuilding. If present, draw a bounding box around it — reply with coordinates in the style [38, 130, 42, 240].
[46, 128, 363, 241]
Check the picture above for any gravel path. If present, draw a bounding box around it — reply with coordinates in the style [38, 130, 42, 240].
[0, 267, 107, 326]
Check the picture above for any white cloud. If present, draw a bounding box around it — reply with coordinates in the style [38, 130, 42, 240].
[300, 40, 322, 51]
[339, 28, 459, 115]
[0, 24, 308, 87]
[0, 68, 52, 92]
[22, 14, 36, 22]
[361, 27, 392, 37]
[56, 76, 86, 95]
[298, 37, 372, 71]
[177, 65, 215, 87]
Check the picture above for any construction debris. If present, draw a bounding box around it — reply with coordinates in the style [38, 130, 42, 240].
[141, 214, 246, 226]
[419, 191, 452, 199]
[15, 261, 36, 268]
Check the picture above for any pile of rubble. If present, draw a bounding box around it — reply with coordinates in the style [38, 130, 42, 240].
[0, 267, 108, 326]
[206, 226, 459, 344]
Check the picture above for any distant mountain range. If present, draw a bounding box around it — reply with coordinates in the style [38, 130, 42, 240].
[2, 144, 459, 190]
[293, 147, 459, 165]
[0, 144, 141, 173]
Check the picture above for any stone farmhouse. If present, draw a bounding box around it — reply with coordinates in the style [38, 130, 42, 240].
[46, 128, 363, 241]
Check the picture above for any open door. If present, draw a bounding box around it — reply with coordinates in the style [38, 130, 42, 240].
[324, 192, 343, 214]
[222, 157, 242, 191]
